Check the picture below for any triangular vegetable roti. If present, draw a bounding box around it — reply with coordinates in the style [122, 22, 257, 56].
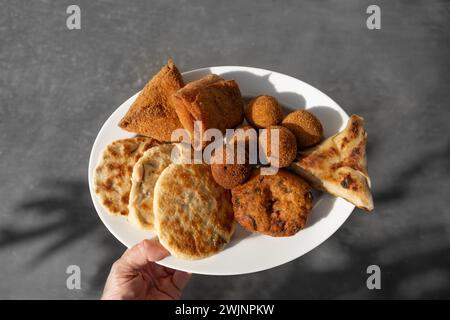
[290, 115, 374, 211]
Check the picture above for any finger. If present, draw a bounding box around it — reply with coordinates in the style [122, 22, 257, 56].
[172, 270, 192, 291]
[157, 276, 183, 299]
[147, 286, 177, 300]
[147, 263, 172, 279]
[122, 239, 170, 269]
[163, 266, 176, 275]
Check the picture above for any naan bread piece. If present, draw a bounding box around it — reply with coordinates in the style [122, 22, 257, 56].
[128, 144, 174, 231]
[118, 60, 184, 142]
[290, 115, 374, 211]
[171, 74, 244, 145]
[154, 164, 235, 260]
[94, 137, 160, 216]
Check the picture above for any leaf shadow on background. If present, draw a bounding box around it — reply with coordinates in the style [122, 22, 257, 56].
[0, 138, 449, 299]
[373, 140, 450, 204]
[0, 179, 122, 295]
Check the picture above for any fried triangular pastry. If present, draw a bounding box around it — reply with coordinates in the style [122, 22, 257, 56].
[118, 59, 184, 142]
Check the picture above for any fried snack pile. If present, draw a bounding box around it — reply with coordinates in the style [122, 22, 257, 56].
[94, 59, 373, 260]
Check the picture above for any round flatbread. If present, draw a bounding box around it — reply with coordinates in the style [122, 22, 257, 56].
[154, 164, 235, 260]
[128, 144, 174, 230]
[94, 136, 159, 216]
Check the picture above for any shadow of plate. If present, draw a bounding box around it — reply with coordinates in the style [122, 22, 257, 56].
[307, 105, 344, 137]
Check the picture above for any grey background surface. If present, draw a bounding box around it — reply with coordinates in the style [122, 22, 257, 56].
[1, 0, 449, 299]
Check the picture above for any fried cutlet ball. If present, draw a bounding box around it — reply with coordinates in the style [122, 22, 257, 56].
[282, 110, 323, 148]
[245, 95, 283, 128]
[211, 144, 252, 189]
[227, 124, 259, 157]
[231, 169, 313, 237]
[228, 124, 257, 145]
[259, 126, 297, 168]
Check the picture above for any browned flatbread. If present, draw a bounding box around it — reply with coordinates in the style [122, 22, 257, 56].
[128, 144, 174, 230]
[290, 115, 374, 211]
[118, 60, 184, 142]
[171, 74, 244, 145]
[94, 137, 160, 216]
[154, 164, 235, 260]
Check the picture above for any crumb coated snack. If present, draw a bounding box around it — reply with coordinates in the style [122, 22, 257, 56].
[282, 110, 323, 148]
[172, 74, 244, 145]
[245, 95, 283, 128]
[94, 137, 160, 216]
[259, 126, 297, 168]
[228, 124, 258, 146]
[211, 144, 252, 189]
[118, 60, 184, 142]
[231, 169, 313, 237]
[154, 164, 235, 259]
[227, 124, 259, 160]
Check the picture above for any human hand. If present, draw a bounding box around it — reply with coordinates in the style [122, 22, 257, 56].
[101, 239, 191, 300]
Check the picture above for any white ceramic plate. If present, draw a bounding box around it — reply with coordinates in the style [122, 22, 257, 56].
[88, 66, 354, 275]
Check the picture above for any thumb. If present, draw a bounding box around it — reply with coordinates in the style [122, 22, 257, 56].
[121, 239, 170, 269]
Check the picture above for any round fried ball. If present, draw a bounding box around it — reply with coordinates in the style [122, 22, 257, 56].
[282, 110, 323, 148]
[259, 126, 297, 168]
[245, 95, 283, 128]
[228, 124, 258, 146]
[227, 124, 258, 159]
[211, 144, 252, 189]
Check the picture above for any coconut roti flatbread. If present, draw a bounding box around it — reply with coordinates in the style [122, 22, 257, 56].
[128, 144, 174, 230]
[94, 136, 160, 216]
[153, 164, 235, 260]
